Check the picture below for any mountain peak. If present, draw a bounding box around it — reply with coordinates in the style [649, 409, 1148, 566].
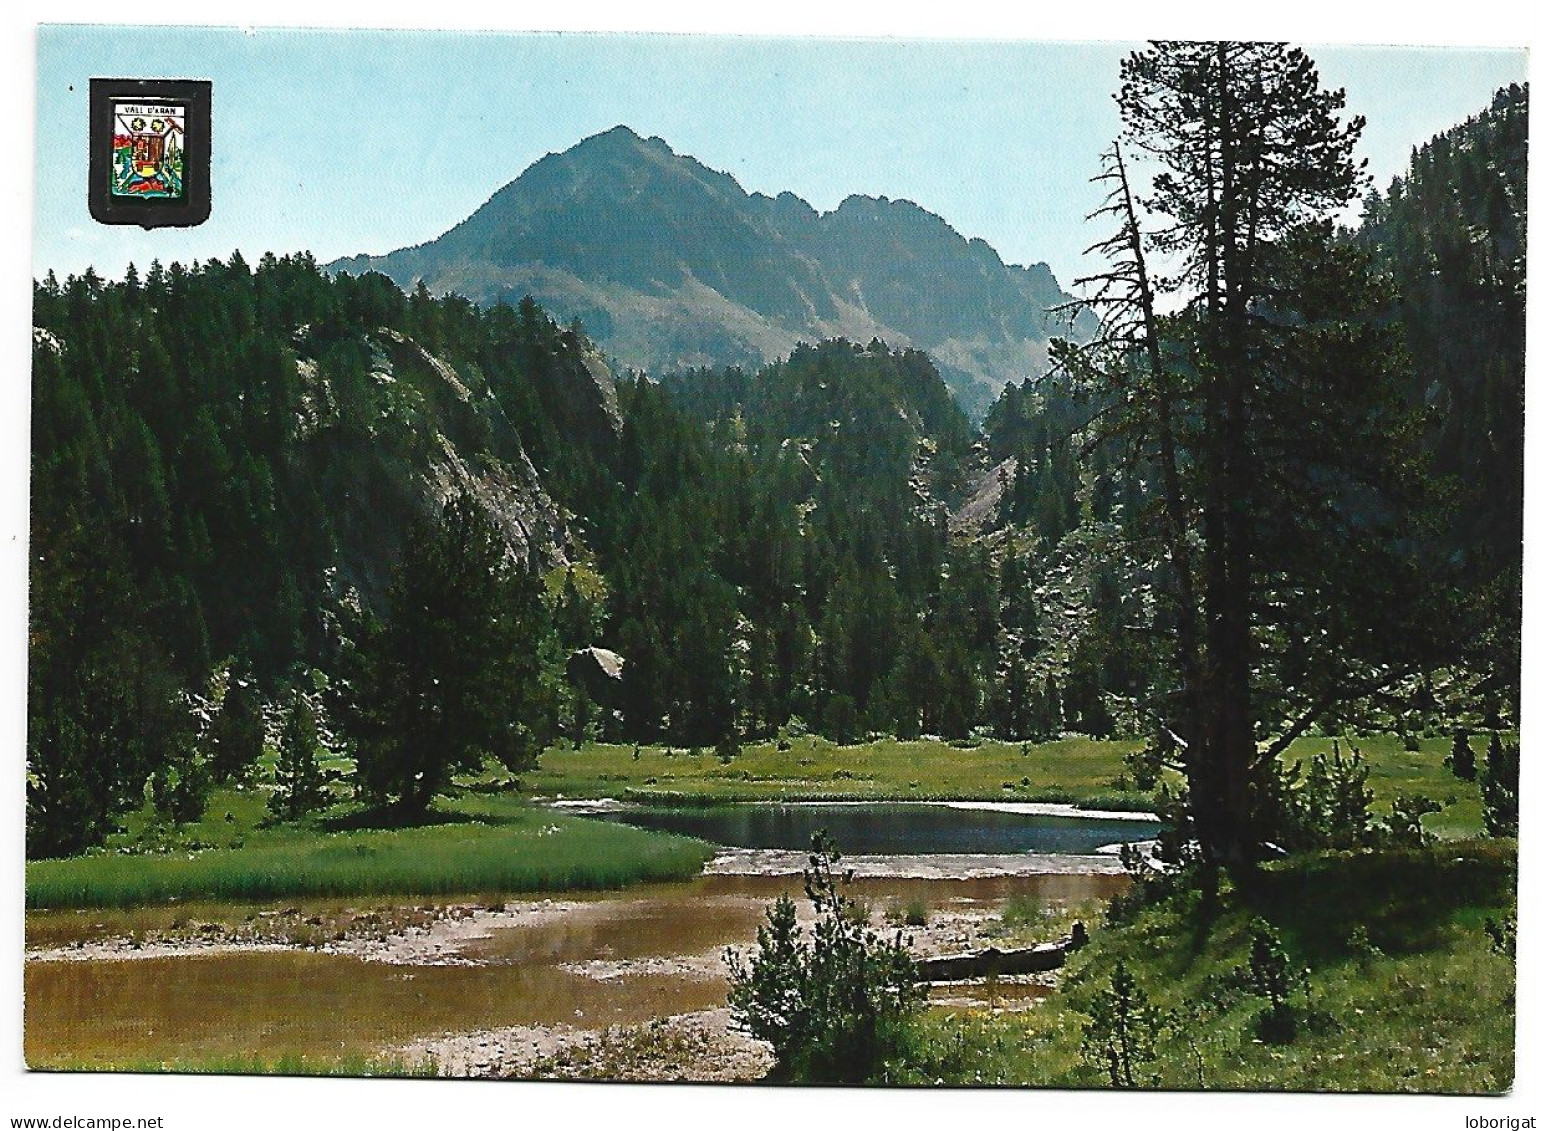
[591, 123, 644, 141]
[572, 123, 667, 155]
[329, 130, 1093, 419]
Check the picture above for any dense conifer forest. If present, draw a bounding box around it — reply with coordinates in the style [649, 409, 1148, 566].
[27, 84, 1525, 859]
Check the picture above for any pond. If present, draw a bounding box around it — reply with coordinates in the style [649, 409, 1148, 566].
[585, 801, 1160, 856]
[25, 872, 1126, 1071]
[26, 804, 1153, 1072]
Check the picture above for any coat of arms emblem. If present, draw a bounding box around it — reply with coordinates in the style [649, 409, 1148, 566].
[111, 102, 185, 198]
[89, 78, 210, 227]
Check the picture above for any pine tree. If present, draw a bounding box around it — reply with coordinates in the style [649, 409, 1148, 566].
[269, 688, 329, 821]
[1062, 41, 1458, 865]
[210, 664, 266, 782]
[148, 698, 210, 826]
[1446, 728, 1478, 782]
[339, 491, 559, 816]
[1481, 732, 1519, 837]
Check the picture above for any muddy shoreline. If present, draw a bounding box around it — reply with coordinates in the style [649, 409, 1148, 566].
[704, 847, 1131, 878]
[24, 898, 590, 965]
[27, 858, 1122, 1079]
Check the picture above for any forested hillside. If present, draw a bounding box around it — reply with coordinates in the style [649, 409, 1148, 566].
[28, 261, 1059, 855]
[29, 257, 611, 853]
[961, 84, 1527, 746]
[27, 87, 1525, 860]
[1358, 83, 1527, 700]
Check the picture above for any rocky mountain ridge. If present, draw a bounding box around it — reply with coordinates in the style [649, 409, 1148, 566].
[331, 126, 1095, 418]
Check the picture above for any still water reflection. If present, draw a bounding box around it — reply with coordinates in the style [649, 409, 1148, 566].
[25, 872, 1122, 1068]
[589, 802, 1159, 855]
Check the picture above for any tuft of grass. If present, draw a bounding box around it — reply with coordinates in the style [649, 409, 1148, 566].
[517, 1019, 727, 1082]
[998, 894, 1045, 929]
[887, 896, 931, 928]
[984, 895, 1101, 948]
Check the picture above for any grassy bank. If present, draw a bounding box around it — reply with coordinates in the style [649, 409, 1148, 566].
[532, 735, 1150, 809]
[27, 793, 713, 909]
[30, 730, 1489, 909]
[894, 840, 1517, 1092]
[532, 734, 1490, 835]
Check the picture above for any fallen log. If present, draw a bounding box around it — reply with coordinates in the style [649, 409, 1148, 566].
[917, 922, 1088, 983]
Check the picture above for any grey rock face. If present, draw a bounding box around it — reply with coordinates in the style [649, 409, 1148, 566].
[299, 328, 570, 610]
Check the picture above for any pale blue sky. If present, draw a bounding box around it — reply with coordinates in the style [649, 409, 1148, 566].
[33, 26, 1527, 290]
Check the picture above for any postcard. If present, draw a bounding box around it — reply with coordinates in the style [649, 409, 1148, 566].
[21, 19, 1529, 1123]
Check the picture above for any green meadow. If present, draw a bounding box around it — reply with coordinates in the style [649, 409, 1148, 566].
[530, 733, 1490, 836]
